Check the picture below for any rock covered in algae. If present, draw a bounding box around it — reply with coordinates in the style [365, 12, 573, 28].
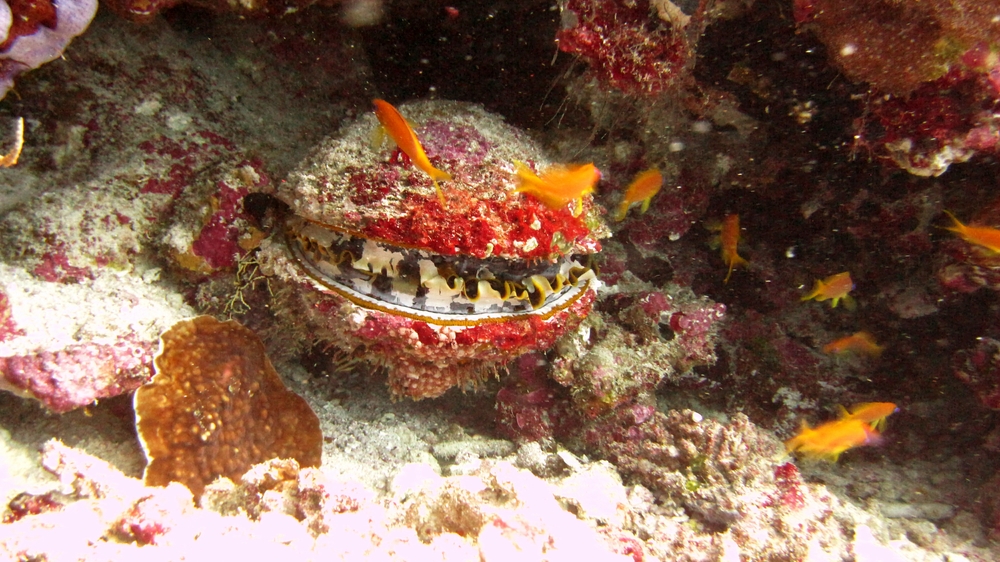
[134, 315, 321, 498]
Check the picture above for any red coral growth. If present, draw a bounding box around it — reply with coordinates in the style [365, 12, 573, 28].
[800, 0, 1000, 94]
[798, 0, 947, 95]
[619, 180, 710, 251]
[0, 336, 155, 413]
[134, 316, 322, 498]
[669, 301, 726, 370]
[771, 462, 806, 510]
[361, 192, 594, 261]
[2, 492, 63, 524]
[557, 0, 694, 95]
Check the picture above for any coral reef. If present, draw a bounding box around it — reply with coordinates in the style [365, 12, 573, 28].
[2, 0, 1000, 560]
[135, 316, 322, 498]
[797, 0, 1000, 176]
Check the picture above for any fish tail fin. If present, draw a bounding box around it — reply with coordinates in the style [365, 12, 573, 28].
[836, 404, 851, 419]
[724, 253, 748, 283]
[513, 161, 541, 193]
[432, 179, 446, 207]
[941, 210, 964, 233]
[614, 201, 630, 222]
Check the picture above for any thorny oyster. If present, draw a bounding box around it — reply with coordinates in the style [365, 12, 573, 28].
[258, 100, 608, 398]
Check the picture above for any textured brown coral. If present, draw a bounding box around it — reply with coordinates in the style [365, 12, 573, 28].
[801, 0, 1000, 95]
[134, 316, 322, 498]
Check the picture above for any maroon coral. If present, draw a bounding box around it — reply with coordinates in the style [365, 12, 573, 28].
[134, 316, 322, 498]
[799, 0, 1000, 94]
[556, 0, 694, 95]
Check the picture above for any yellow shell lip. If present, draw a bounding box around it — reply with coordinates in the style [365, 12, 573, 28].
[284, 215, 598, 325]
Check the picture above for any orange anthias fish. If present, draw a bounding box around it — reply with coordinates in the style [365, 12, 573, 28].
[712, 214, 748, 283]
[801, 271, 854, 308]
[942, 210, 1000, 253]
[822, 331, 884, 357]
[514, 161, 600, 217]
[837, 402, 898, 431]
[372, 99, 453, 206]
[614, 167, 663, 221]
[785, 418, 882, 462]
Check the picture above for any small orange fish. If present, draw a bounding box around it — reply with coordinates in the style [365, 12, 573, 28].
[942, 210, 1000, 253]
[711, 214, 748, 283]
[373, 99, 453, 206]
[837, 402, 898, 431]
[801, 271, 854, 308]
[514, 161, 600, 217]
[822, 331, 884, 357]
[785, 418, 882, 462]
[614, 167, 663, 221]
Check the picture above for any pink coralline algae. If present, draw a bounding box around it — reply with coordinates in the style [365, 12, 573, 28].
[169, 163, 267, 276]
[496, 353, 577, 442]
[586, 409, 850, 558]
[0, 0, 97, 100]
[0, 336, 155, 413]
[31, 244, 95, 283]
